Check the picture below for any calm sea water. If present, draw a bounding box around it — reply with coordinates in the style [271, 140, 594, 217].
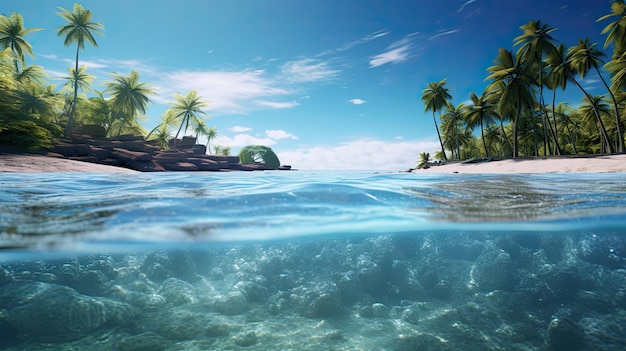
[1, 171, 625, 350]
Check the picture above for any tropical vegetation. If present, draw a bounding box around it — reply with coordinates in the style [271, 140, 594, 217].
[0, 4, 223, 153]
[420, 2, 626, 164]
[238, 145, 281, 169]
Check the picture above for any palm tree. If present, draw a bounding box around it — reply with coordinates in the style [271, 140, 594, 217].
[569, 38, 624, 152]
[205, 126, 218, 154]
[0, 12, 42, 72]
[441, 103, 469, 159]
[579, 95, 613, 153]
[167, 90, 209, 146]
[462, 91, 498, 157]
[598, 0, 626, 59]
[421, 79, 452, 161]
[416, 152, 430, 169]
[60, 65, 95, 94]
[56, 3, 104, 135]
[104, 71, 156, 136]
[515, 20, 560, 155]
[14, 64, 48, 85]
[145, 110, 177, 141]
[486, 48, 536, 157]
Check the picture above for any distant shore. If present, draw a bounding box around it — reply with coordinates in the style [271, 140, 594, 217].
[2, 152, 626, 174]
[412, 154, 626, 174]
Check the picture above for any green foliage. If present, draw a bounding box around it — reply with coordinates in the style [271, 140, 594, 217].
[238, 145, 281, 169]
[0, 115, 61, 150]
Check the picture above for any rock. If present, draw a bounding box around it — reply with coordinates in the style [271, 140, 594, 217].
[4, 281, 107, 342]
[214, 291, 248, 315]
[161, 162, 198, 171]
[127, 160, 166, 172]
[73, 269, 111, 296]
[111, 148, 152, 162]
[579, 234, 626, 268]
[402, 306, 420, 325]
[205, 322, 231, 337]
[115, 332, 169, 351]
[546, 314, 584, 351]
[396, 333, 450, 351]
[233, 330, 257, 347]
[234, 280, 269, 302]
[0, 268, 13, 287]
[78, 124, 107, 138]
[470, 249, 516, 292]
[157, 278, 197, 305]
[371, 303, 389, 318]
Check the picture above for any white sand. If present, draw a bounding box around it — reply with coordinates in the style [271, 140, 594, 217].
[413, 154, 626, 174]
[0, 154, 137, 173]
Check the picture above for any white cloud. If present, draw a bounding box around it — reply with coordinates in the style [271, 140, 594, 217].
[428, 29, 460, 41]
[214, 134, 276, 147]
[369, 45, 410, 68]
[337, 30, 390, 52]
[281, 58, 340, 83]
[266, 129, 298, 140]
[369, 33, 419, 68]
[278, 139, 441, 170]
[458, 0, 476, 13]
[231, 126, 252, 132]
[159, 70, 291, 114]
[349, 98, 367, 105]
[255, 100, 299, 109]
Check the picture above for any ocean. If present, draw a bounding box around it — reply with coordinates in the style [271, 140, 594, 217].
[0, 171, 625, 350]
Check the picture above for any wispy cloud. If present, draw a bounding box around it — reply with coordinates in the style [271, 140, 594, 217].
[369, 33, 419, 68]
[231, 126, 252, 132]
[458, 0, 477, 13]
[337, 30, 390, 52]
[319, 30, 390, 56]
[214, 134, 276, 147]
[349, 98, 367, 105]
[280, 58, 340, 83]
[255, 100, 299, 109]
[428, 29, 460, 41]
[159, 70, 290, 114]
[265, 129, 298, 140]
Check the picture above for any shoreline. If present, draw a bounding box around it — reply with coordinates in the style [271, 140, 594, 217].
[412, 154, 626, 174]
[1, 152, 626, 174]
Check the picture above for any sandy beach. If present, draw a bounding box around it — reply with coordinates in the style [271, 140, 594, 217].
[1, 153, 626, 173]
[0, 153, 137, 173]
[413, 154, 626, 174]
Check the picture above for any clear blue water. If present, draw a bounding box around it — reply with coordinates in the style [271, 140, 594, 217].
[2, 171, 626, 254]
[1, 171, 626, 350]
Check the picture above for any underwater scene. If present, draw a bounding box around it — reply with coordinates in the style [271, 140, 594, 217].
[1, 171, 626, 351]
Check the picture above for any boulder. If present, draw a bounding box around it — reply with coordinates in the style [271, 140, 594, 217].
[111, 148, 152, 163]
[78, 124, 107, 138]
[161, 162, 198, 171]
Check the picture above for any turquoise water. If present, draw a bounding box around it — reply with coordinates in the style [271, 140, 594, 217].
[1, 171, 626, 350]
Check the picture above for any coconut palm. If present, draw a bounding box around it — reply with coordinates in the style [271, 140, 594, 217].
[104, 70, 156, 136]
[60, 65, 95, 94]
[486, 48, 536, 157]
[569, 38, 623, 152]
[167, 90, 209, 146]
[598, 0, 626, 59]
[145, 110, 177, 142]
[416, 152, 430, 169]
[462, 91, 499, 157]
[579, 95, 613, 153]
[56, 3, 104, 135]
[421, 79, 452, 161]
[441, 103, 469, 159]
[0, 12, 42, 72]
[205, 126, 218, 154]
[514, 20, 560, 155]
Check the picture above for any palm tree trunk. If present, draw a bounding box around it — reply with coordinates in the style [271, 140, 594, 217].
[513, 103, 521, 158]
[432, 112, 447, 161]
[65, 45, 80, 137]
[595, 66, 624, 153]
[569, 72, 615, 153]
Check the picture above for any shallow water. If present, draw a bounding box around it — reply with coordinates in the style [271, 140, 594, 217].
[0, 171, 625, 350]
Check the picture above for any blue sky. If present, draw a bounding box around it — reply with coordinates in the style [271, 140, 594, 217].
[5, 0, 616, 169]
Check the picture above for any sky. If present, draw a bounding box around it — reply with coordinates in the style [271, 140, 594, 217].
[4, 0, 617, 169]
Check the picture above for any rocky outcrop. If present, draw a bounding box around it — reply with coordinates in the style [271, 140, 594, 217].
[47, 134, 293, 172]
